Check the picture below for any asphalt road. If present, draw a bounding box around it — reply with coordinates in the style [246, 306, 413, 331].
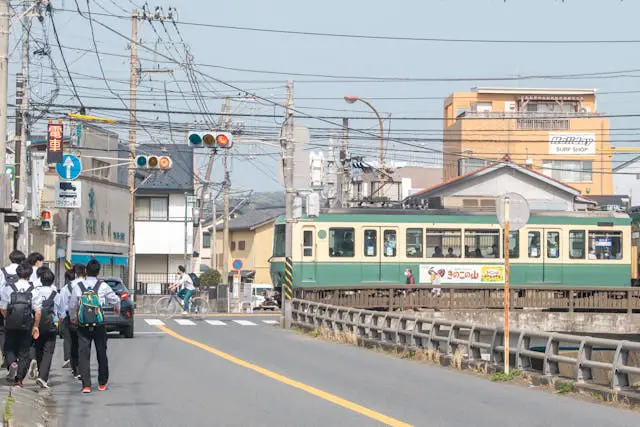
[34, 315, 640, 427]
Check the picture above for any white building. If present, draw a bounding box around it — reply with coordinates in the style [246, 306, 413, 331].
[613, 153, 640, 204]
[134, 145, 195, 289]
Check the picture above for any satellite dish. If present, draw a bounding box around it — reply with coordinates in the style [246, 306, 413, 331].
[496, 192, 530, 231]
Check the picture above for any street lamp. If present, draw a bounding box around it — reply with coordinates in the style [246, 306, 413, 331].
[344, 95, 385, 182]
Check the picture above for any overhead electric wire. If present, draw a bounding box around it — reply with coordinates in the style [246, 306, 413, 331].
[48, 7, 84, 110]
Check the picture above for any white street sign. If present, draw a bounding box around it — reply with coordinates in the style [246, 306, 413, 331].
[55, 181, 82, 209]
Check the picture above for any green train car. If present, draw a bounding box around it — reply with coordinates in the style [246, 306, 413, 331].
[269, 209, 633, 289]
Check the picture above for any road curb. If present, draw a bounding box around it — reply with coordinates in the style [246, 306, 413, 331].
[1, 385, 52, 427]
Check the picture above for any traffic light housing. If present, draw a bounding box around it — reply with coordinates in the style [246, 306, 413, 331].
[187, 131, 233, 149]
[41, 209, 52, 231]
[135, 155, 172, 170]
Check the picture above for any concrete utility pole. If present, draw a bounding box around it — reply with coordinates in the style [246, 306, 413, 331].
[221, 98, 231, 301]
[281, 81, 295, 328]
[15, 3, 30, 252]
[127, 10, 138, 289]
[341, 118, 350, 208]
[0, 0, 9, 261]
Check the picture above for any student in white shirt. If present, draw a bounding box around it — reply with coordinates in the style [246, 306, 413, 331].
[0, 250, 25, 367]
[33, 267, 62, 389]
[0, 261, 42, 387]
[27, 252, 44, 288]
[67, 259, 119, 393]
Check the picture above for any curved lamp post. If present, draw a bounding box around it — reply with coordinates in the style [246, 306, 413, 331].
[344, 95, 385, 182]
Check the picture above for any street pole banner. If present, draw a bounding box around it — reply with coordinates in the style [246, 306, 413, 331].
[47, 122, 64, 164]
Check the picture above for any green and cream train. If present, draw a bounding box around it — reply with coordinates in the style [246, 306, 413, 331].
[269, 209, 636, 289]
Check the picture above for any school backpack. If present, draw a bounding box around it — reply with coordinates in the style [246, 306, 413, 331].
[189, 273, 200, 287]
[39, 290, 58, 333]
[5, 283, 34, 331]
[1, 267, 18, 287]
[77, 282, 104, 327]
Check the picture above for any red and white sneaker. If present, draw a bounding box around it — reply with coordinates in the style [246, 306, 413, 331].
[98, 383, 108, 391]
[81, 387, 91, 394]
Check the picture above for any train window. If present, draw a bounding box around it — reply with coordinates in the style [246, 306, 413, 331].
[364, 229, 377, 257]
[506, 231, 519, 259]
[588, 231, 622, 260]
[547, 232, 560, 259]
[329, 228, 355, 257]
[427, 229, 461, 258]
[406, 228, 423, 258]
[303, 230, 313, 257]
[273, 224, 285, 257]
[528, 231, 541, 258]
[383, 230, 397, 257]
[464, 229, 499, 258]
[569, 230, 585, 259]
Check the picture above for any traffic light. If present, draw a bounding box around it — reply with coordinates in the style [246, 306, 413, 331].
[135, 155, 172, 170]
[41, 209, 52, 231]
[187, 131, 233, 149]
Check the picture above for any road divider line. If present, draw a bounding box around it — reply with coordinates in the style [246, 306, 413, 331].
[233, 320, 257, 326]
[157, 325, 413, 427]
[205, 320, 226, 326]
[144, 319, 165, 326]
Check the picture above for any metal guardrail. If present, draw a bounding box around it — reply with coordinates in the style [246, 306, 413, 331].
[294, 285, 640, 313]
[291, 299, 640, 392]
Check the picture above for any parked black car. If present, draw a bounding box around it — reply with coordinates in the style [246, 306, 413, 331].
[99, 276, 134, 338]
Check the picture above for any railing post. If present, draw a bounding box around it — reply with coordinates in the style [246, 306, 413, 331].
[627, 289, 633, 315]
[568, 290, 574, 313]
[576, 339, 592, 383]
[388, 288, 394, 312]
[612, 342, 630, 390]
[543, 335, 560, 377]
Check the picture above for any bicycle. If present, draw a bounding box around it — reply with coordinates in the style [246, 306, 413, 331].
[155, 290, 210, 316]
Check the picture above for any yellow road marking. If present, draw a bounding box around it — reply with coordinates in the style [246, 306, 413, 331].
[157, 325, 413, 427]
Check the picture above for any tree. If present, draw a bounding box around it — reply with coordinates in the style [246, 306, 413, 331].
[199, 268, 222, 287]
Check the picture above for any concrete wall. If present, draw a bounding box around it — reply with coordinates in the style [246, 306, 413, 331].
[410, 309, 640, 334]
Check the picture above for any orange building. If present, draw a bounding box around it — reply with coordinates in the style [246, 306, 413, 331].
[443, 88, 612, 196]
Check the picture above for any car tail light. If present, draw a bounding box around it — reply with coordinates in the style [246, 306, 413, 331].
[120, 292, 129, 301]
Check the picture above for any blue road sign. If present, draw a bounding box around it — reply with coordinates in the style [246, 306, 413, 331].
[232, 259, 243, 270]
[55, 154, 82, 181]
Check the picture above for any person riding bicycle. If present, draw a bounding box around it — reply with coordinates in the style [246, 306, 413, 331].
[168, 266, 195, 315]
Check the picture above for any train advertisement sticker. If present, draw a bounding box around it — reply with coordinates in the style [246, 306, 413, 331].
[418, 264, 505, 284]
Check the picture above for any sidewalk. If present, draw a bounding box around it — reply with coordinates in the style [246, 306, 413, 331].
[1, 384, 53, 427]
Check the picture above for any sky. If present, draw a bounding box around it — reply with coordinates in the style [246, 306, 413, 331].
[8, 0, 640, 192]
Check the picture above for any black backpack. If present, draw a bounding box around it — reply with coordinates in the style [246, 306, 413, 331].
[5, 283, 34, 331]
[189, 273, 200, 287]
[39, 290, 58, 333]
[1, 267, 18, 287]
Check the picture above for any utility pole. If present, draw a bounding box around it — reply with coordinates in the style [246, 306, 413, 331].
[14, 3, 30, 252]
[281, 81, 295, 328]
[0, 0, 8, 262]
[221, 98, 231, 305]
[341, 118, 350, 208]
[127, 10, 138, 289]
[210, 191, 217, 270]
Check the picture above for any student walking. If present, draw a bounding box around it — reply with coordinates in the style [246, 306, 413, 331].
[59, 269, 76, 370]
[0, 250, 25, 367]
[0, 261, 41, 386]
[33, 267, 61, 389]
[68, 259, 119, 393]
[60, 264, 86, 379]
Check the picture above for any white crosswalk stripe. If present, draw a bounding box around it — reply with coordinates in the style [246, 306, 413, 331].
[262, 320, 278, 324]
[233, 320, 257, 326]
[174, 319, 196, 326]
[144, 319, 165, 326]
[205, 320, 226, 326]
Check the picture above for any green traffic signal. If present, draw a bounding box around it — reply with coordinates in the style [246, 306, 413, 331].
[189, 133, 203, 145]
[136, 156, 147, 167]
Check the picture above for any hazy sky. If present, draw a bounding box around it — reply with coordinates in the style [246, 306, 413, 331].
[9, 0, 640, 192]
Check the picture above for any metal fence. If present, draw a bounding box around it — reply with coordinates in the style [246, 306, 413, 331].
[294, 285, 640, 313]
[291, 299, 640, 392]
[134, 273, 180, 295]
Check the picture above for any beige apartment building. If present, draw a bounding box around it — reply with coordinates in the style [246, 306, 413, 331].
[443, 87, 613, 196]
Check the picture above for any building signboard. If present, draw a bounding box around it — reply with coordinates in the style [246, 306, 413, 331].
[418, 264, 505, 284]
[548, 133, 596, 155]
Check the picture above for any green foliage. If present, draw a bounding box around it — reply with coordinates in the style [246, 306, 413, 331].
[491, 370, 521, 382]
[199, 269, 222, 286]
[556, 382, 574, 394]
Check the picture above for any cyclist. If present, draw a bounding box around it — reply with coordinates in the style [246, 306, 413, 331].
[169, 266, 195, 315]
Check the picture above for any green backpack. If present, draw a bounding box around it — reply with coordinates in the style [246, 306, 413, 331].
[77, 282, 104, 327]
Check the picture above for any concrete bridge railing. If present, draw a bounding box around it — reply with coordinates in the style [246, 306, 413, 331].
[291, 299, 640, 394]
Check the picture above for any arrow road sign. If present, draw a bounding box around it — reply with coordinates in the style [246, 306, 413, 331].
[55, 154, 82, 181]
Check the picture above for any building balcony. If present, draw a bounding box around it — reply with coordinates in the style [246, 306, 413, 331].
[455, 111, 602, 130]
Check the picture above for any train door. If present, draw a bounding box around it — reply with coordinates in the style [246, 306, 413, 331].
[526, 228, 563, 283]
[361, 227, 400, 283]
[300, 227, 317, 285]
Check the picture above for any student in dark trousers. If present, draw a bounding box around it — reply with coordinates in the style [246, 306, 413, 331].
[0, 250, 25, 368]
[0, 261, 41, 386]
[68, 260, 119, 393]
[59, 269, 76, 370]
[33, 267, 61, 389]
[60, 264, 85, 379]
